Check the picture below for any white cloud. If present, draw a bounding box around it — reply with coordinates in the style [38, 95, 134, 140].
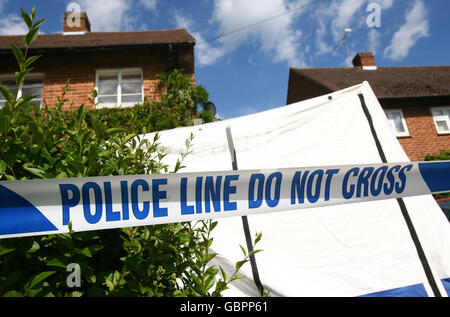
[384, 0, 429, 61]
[192, 0, 310, 67]
[176, 0, 314, 67]
[76, 0, 133, 31]
[139, 0, 157, 11]
[377, 0, 395, 10]
[367, 28, 381, 55]
[0, 14, 28, 35]
[174, 12, 226, 67]
[0, 0, 28, 35]
[330, 0, 365, 40]
[313, 0, 365, 57]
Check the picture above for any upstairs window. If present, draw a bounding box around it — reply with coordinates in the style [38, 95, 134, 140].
[431, 107, 450, 134]
[384, 109, 409, 137]
[0, 74, 44, 109]
[95, 68, 143, 108]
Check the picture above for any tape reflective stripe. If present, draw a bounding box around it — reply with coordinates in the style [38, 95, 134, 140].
[0, 161, 449, 239]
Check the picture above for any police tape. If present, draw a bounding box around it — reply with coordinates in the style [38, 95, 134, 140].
[0, 161, 449, 239]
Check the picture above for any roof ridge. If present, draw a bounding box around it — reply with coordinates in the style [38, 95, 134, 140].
[291, 65, 450, 71]
[0, 27, 191, 38]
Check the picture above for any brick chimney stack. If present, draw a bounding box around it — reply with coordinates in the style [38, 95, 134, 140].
[63, 11, 91, 34]
[352, 52, 377, 70]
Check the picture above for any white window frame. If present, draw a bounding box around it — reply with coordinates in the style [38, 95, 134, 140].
[95, 68, 143, 109]
[384, 109, 410, 137]
[430, 106, 450, 135]
[0, 73, 44, 108]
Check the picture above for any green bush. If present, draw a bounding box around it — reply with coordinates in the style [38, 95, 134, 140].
[425, 150, 450, 162]
[0, 7, 264, 297]
[425, 150, 450, 199]
[90, 69, 210, 134]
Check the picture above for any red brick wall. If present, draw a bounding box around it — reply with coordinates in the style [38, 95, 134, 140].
[382, 98, 450, 161]
[0, 44, 195, 110]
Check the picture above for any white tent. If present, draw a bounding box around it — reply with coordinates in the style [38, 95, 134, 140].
[141, 82, 450, 297]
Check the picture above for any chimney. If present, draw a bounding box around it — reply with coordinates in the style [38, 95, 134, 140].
[352, 52, 377, 70]
[63, 11, 91, 34]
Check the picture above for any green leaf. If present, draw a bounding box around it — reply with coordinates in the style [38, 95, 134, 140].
[15, 68, 32, 88]
[67, 160, 85, 175]
[219, 266, 227, 281]
[32, 18, 45, 30]
[26, 241, 40, 253]
[29, 271, 56, 289]
[24, 55, 42, 69]
[239, 245, 247, 257]
[0, 244, 15, 256]
[123, 133, 137, 145]
[71, 291, 83, 297]
[30, 6, 36, 20]
[209, 221, 218, 231]
[23, 165, 51, 179]
[106, 127, 127, 136]
[204, 274, 216, 293]
[20, 8, 32, 29]
[230, 274, 246, 282]
[0, 159, 6, 174]
[24, 27, 39, 47]
[46, 257, 67, 269]
[10, 42, 24, 66]
[15, 94, 39, 109]
[0, 116, 11, 134]
[3, 290, 23, 297]
[86, 244, 104, 256]
[205, 252, 217, 263]
[88, 114, 105, 139]
[0, 85, 15, 106]
[235, 259, 248, 271]
[249, 249, 263, 257]
[79, 247, 93, 258]
[255, 232, 262, 245]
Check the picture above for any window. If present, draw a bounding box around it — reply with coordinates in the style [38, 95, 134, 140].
[0, 74, 44, 109]
[431, 107, 450, 134]
[384, 109, 409, 137]
[95, 68, 143, 108]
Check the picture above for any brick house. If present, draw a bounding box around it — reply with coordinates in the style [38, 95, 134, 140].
[0, 11, 195, 110]
[286, 52, 450, 161]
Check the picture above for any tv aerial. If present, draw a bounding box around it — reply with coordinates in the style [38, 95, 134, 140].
[332, 28, 352, 59]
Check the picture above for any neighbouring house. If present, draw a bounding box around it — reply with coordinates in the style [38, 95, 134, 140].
[286, 52, 450, 161]
[0, 11, 195, 110]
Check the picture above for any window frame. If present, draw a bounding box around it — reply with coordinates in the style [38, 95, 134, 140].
[384, 109, 410, 137]
[0, 73, 45, 109]
[430, 106, 450, 135]
[94, 68, 144, 109]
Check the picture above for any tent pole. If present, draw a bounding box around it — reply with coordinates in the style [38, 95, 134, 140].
[357, 93, 442, 297]
[225, 127, 264, 295]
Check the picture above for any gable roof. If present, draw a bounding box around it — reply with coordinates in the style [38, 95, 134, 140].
[0, 28, 195, 52]
[289, 66, 450, 99]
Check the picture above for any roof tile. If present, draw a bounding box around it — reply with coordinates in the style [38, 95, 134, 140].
[289, 66, 450, 98]
[0, 28, 195, 51]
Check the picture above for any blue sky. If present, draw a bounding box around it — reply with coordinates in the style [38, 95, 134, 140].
[0, 0, 449, 119]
